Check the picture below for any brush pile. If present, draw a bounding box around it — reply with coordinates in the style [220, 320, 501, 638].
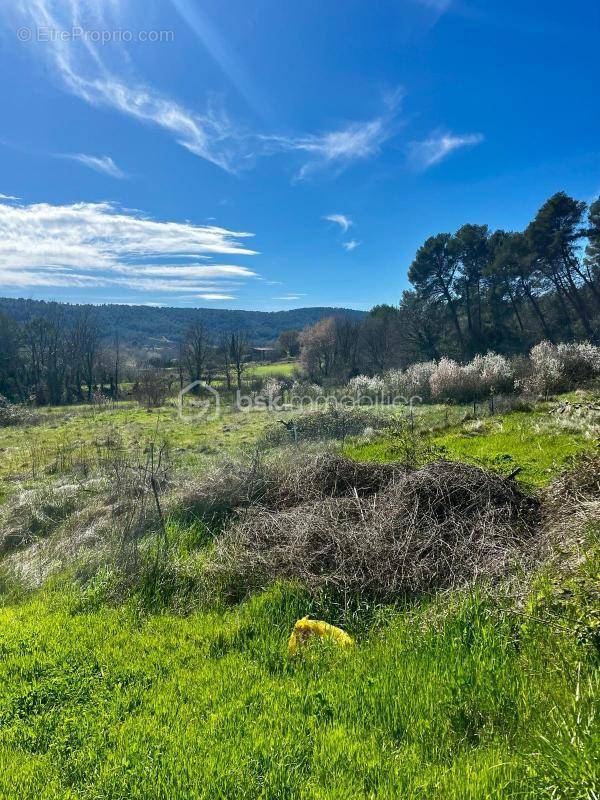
[207, 456, 540, 600]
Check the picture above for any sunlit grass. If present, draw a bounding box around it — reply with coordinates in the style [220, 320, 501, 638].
[346, 407, 594, 486]
[0, 401, 279, 499]
[246, 360, 300, 377]
[0, 394, 599, 797]
[0, 571, 597, 799]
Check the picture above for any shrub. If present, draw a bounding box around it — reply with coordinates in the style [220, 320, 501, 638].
[403, 361, 437, 400]
[261, 407, 392, 445]
[382, 362, 437, 401]
[470, 352, 514, 395]
[523, 341, 600, 396]
[346, 374, 386, 400]
[557, 342, 600, 385]
[381, 368, 405, 396]
[428, 353, 513, 403]
[289, 380, 323, 402]
[0, 395, 35, 427]
[429, 358, 469, 402]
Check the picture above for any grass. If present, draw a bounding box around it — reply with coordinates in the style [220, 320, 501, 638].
[0, 567, 597, 799]
[0, 401, 282, 503]
[0, 394, 598, 798]
[346, 404, 596, 486]
[246, 360, 300, 377]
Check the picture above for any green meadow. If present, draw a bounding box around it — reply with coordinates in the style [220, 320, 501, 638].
[0, 394, 598, 799]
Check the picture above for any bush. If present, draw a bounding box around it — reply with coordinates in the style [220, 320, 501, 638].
[429, 358, 467, 402]
[557, 342, 600, 385]
[0, 395, 35, 427]
[346, 374, 386, 400]
[429, 353, 514, 403]
[524, 341, 564, 395]
[523, 341, 600, 396]
[261, 407, 392, 445]
[382, 362, 436, 401]
[289, 380, 324, 402]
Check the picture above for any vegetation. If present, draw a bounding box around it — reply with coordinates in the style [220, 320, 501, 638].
[1, 197, 599, 796]
[347, 405, 596, 487]
[0, 297, 362, 352]
[0, 538, 598, 798]
[299, 193, 600, 385]
[0, 388, 598, 798]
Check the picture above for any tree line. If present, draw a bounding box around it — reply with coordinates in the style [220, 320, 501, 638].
[299, 192, 600, 383]
[2, 190, 598, 402]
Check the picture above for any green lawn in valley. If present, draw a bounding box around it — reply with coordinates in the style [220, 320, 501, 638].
[246, 360, 300, 377]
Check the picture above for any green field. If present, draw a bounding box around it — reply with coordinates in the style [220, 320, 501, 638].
[0, 395, 598, 798]
[246, 360, 300, 377]
[0, 402, 284, 504]
[346, 406, 595, 486]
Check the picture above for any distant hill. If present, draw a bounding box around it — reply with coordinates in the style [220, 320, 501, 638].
[0, 298, 365, 348]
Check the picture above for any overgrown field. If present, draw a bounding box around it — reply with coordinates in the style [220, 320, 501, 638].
[0, 393, 598, 798]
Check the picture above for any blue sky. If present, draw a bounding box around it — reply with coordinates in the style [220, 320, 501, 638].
[0, 0, 598, 311]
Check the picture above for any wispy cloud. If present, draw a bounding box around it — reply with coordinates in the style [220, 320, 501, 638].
[61, 153, 127, 179]
[264, 90, 404, 179]
[414, 0, 453, 10]
[273, 294, 305, 301]
[0, 198, 259, 299]
[407, 131, 484, 169]
[7, 1, 244, 172]
[196, 293, 236, 301]
[342, 239, 361, 251]
[325, 214, 353, 233]
[170, 0, 266, 117]
[0, 193, 20, 201]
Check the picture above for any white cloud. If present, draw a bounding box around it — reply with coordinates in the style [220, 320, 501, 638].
[0, 193, 20, 201]
[62, 154, 127, 179]
[342, 239, 361, 251]
[273, 294, 305, 301]
[407, 131, 484, 169]
[7, 1, 243, 172]
[196, 293, 236, 301]
[0, 198, 259, 298]
[325, 214, 352, 233]
[263, 90, 403, 179]
[115, 264, 257, 278]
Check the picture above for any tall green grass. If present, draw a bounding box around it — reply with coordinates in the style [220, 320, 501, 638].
[0, 572, 597, 799]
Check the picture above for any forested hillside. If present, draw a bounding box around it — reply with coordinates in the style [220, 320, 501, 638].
[0, 299, 364, 348]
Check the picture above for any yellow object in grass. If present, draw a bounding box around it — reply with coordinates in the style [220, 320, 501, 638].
[288, 616, 354, 654]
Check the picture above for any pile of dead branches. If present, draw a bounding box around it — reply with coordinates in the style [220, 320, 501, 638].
[207, 458, 540, 600]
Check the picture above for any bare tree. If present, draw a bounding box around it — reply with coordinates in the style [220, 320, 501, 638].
[183, 320, 211, 389]
[133, 368, 169, 408]
[229, 331, 249, 389]
[277, 329, 300, 359]
[218, 333, 233, 391]
[80, 310, 103, 400]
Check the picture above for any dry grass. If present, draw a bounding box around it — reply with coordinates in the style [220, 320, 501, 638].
[540, 449, 600, 570]
[3, 442, 596, 605]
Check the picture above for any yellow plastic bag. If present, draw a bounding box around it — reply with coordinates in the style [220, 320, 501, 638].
[288, 616, 354, 654]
